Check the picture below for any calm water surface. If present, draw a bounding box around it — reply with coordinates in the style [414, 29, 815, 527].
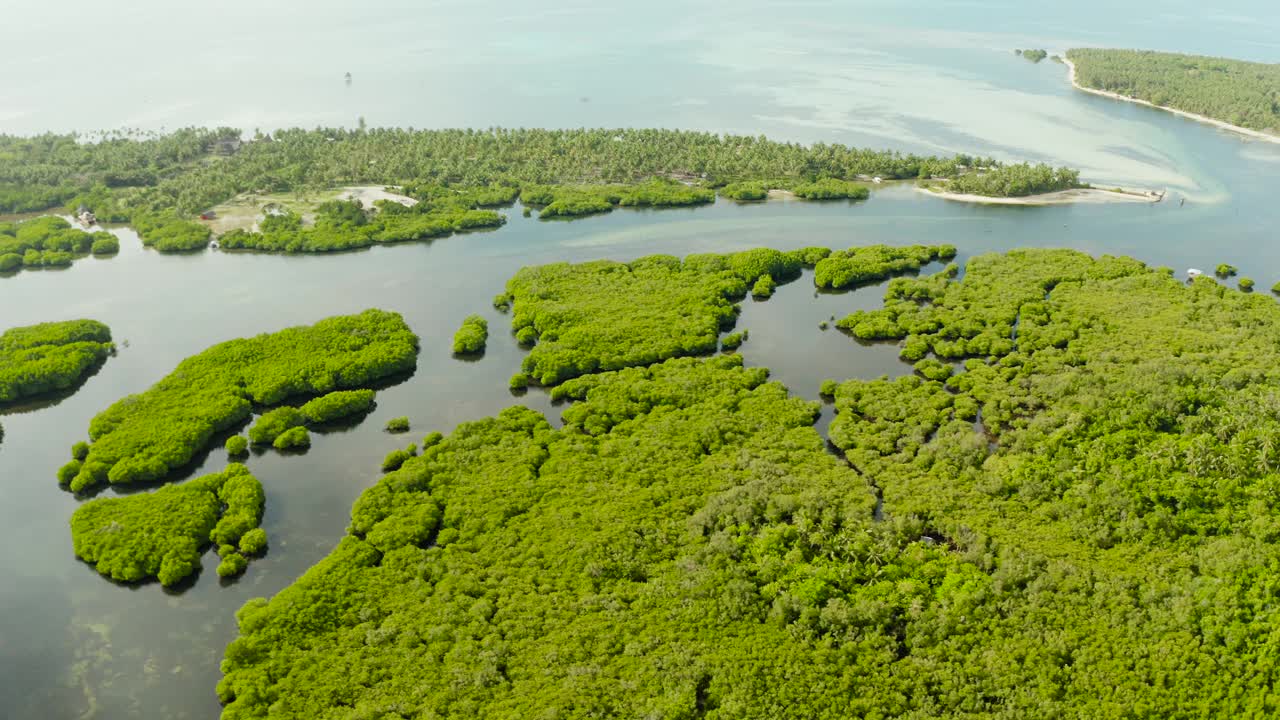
[2, 1, 1280, 717]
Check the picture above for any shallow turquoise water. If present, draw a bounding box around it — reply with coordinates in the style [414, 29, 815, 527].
[1, 2, 1279, 717]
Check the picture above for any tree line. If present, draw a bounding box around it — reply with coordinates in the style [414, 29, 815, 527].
[0, 127, 1067, 231]
[1068, 48, 1280, 133]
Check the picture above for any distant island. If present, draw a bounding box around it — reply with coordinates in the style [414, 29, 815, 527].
[1066, 49, 1280, 143]
[1015, 48, 1048, 63]
[0, 128, 1133, 258]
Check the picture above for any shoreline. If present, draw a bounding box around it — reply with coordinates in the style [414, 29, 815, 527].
[917, 185, 1162, 206]
[1062, 58, 1280, 146]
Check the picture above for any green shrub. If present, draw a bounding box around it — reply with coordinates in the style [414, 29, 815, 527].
[385, 416, 410, 433]
[1239, 277, 1255, 291]
[1216, 263, 1238, 277]
[791, 178, 870, 200]
[722, 331, 748, 350]
[249, 407, 305, 445]
[90, 233, 119, 255]
[217, 553, 249, 578]
[720, 181, 769, 201]
[225, 435, 248, 457]
[752, 274, 776, 299]
[299, 389, 376, 424]
[272, 426, 311, 450]
[381, 448, 413, 472]
[452, 315, 488, 354]
[238, 528, 268, 555]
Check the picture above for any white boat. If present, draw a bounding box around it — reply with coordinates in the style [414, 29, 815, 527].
[1187, 268, 1203, 279]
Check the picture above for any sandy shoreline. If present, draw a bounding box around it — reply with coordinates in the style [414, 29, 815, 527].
[917, 186, 1161, 206]
[1063, 58, 1280, 146]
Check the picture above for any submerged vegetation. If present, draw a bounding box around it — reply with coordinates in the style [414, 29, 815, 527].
[59, 310, 418, 492]
[0, 319, 113, 404]
[0, 216, 118, 273]
[1068, 48, 1280, 134]
[70, 464, 264, 587]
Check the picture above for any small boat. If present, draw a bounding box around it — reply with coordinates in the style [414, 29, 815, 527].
[1187, 268, 1203, 279]
[76, 205, 97, 227]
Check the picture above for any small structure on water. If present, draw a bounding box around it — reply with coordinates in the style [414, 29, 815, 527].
[872, 176, 883, 184]
[1187, 268, 1203, 280]
[76, 205, 96, 227]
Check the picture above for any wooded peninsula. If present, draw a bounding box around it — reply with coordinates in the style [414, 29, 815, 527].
[0, 128, 1087, 257]
[1067, 48, 1280, 136]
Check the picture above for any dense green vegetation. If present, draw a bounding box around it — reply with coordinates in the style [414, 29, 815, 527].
[941, 163, 1083, 197]
[0, 128, 1064, 234]
[504, 248, 834, 385]
[248, 407, 306, 446]
[272, 426, 311, 451]
[0, 319, 113, 403]
[1239, 276, 1255, 291]
[70, 464, 264, 587]
[0, 216, 118, 273]
[219, 356, 894, 718]
[452, 315, 488, 354]
[223, 247, 1280, 716]
[790, 178, 870, 200]
[722, 329, 748, 350]
[381, 443, 418, 472]
[1068, 48, 1280, 133]
[225, 436, 248, 457]
[133, 212, 211, 252]
[1216, 263, 1237, 277]
[386, 416, 410, 433]
[522, 180, 714, 218]
[299, 389, 376, 424]
[812, 244, 954, 290]
[60, 310, 418, 492]
[1016, 49, 1048, 62]
[218, 198, 503, 254]
[719, 181, 770, 201]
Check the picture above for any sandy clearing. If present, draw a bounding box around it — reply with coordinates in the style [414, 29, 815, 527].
[917, 186, 1162, 206]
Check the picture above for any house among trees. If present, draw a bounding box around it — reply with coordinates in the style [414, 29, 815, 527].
[76, 205, 96, 227]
